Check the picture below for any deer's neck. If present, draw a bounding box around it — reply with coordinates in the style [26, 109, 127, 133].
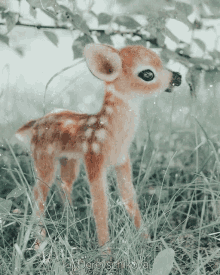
[101, 84, 142, 135]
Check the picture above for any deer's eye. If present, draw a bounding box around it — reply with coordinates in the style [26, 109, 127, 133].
[138, 69, 155, 81]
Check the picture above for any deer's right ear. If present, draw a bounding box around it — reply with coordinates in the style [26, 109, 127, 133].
[84, 44, 122, 82]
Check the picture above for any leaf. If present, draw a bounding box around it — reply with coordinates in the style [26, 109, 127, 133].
[209, 50, 220, 60]
[0, 4, 7, 12]
[0, 198, 12, 216]
[72, 35, 93, 59]
[114, 15, 141, 29]
[160, 48, 170, 64]
[125, 38, 146, 46]
[4, 12, 19, 33]
[156, 30, 165, 47]
[147, 15, 166, 34]
[0, 34, 9, 45]
[27, 0, 57, 9]
[151, 248, 175, 275]
[43, 31, 59, 46]
[207, 0, 220, 8]
[168, 10, 193, 29]
[72, 14, 90, 35]
[59, 6, 90, 34]
[193, 38, 206, 52]
[59, 4, 75, 18]
[98, 13, 112, 25]
[7, 186, 26, 200]
[14, 47, 24, 56]
[189, 57, 214, 68]
[160, 48, 178, 61]
[165, 27, 180, 44]
[175, 46, 191, 58]
[29, 6, 37, 18]
[97, 33, 113, 45]
[176, 2, 193, 17]
[42, 9, 57, 20]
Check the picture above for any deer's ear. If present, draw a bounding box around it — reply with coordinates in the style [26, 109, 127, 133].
[84, 44, 122, 82]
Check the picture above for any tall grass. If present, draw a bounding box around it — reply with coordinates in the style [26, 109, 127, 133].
[1, 121, 220, 274]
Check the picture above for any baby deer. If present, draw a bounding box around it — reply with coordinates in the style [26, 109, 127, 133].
[15, 43, 181, 252]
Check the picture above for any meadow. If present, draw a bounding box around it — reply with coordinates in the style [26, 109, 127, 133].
[1, 72, 220, 274]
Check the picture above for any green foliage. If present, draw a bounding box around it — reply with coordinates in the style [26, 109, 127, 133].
[151, 248, 175, 275]
[125, 38, 146, 46]
[98, 13, 112, 25]
[0, 0, 219, 80]
[97, 33, 113, 45]
[29, 5, 37, 18]
[175, 2, 193, 17]
[43, 30, 59, 46]
[6, 186, 26, 200]
[193, 38, 206, 52]
[164, 27, 180, 44]
[72, 35, 94, 59]
[0, 34, 9, 45]
[0, 197, 12, 217]
[71, 14, 90, 35]
[1, 129, 220, 273]
[205, 0, 220, 15]
[114, 15, 141, 29]
[2, 11, 19, 33]
[27, 0, 57, 9]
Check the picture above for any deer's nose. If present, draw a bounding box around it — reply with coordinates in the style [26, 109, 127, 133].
[165, 71, 182, 93]
[171, 71, 181, 87]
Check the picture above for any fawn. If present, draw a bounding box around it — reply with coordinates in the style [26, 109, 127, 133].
[15, 43, 181, 252]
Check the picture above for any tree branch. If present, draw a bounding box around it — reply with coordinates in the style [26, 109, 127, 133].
[0, 21, 69, 30]
[0, 21, 159, 46]
[1, 21, 219, 71]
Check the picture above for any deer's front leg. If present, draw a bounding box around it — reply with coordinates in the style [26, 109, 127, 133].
[84, 154, 110, 252]
[115, 154, 142, 230]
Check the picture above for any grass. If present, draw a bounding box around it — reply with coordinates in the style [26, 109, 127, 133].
[1, 127, 220, 274]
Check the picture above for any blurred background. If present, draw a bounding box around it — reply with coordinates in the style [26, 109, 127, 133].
[0, 0, 220, 147]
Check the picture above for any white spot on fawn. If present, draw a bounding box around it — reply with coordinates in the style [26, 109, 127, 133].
[85, 128, 93, 138]
[63, 119, 76, 128]
[69, 127, 76, 134]
[92, 142, 100, 154]
[82, 141, 88, 153]
[95, 129, 106, 142]
[100, 116, 108, 126]
[107, 84, 116, 93]
[79, 119, 87, 125]
[87, 116, 97, 125]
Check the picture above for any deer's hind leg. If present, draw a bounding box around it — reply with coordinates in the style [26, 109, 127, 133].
[59, 157, 80, 205]
[32, 151, 58, 248]
[33, 153, 58, 218]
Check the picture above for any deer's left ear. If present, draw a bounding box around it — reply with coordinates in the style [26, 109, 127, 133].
[84, 44, 122, 82]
